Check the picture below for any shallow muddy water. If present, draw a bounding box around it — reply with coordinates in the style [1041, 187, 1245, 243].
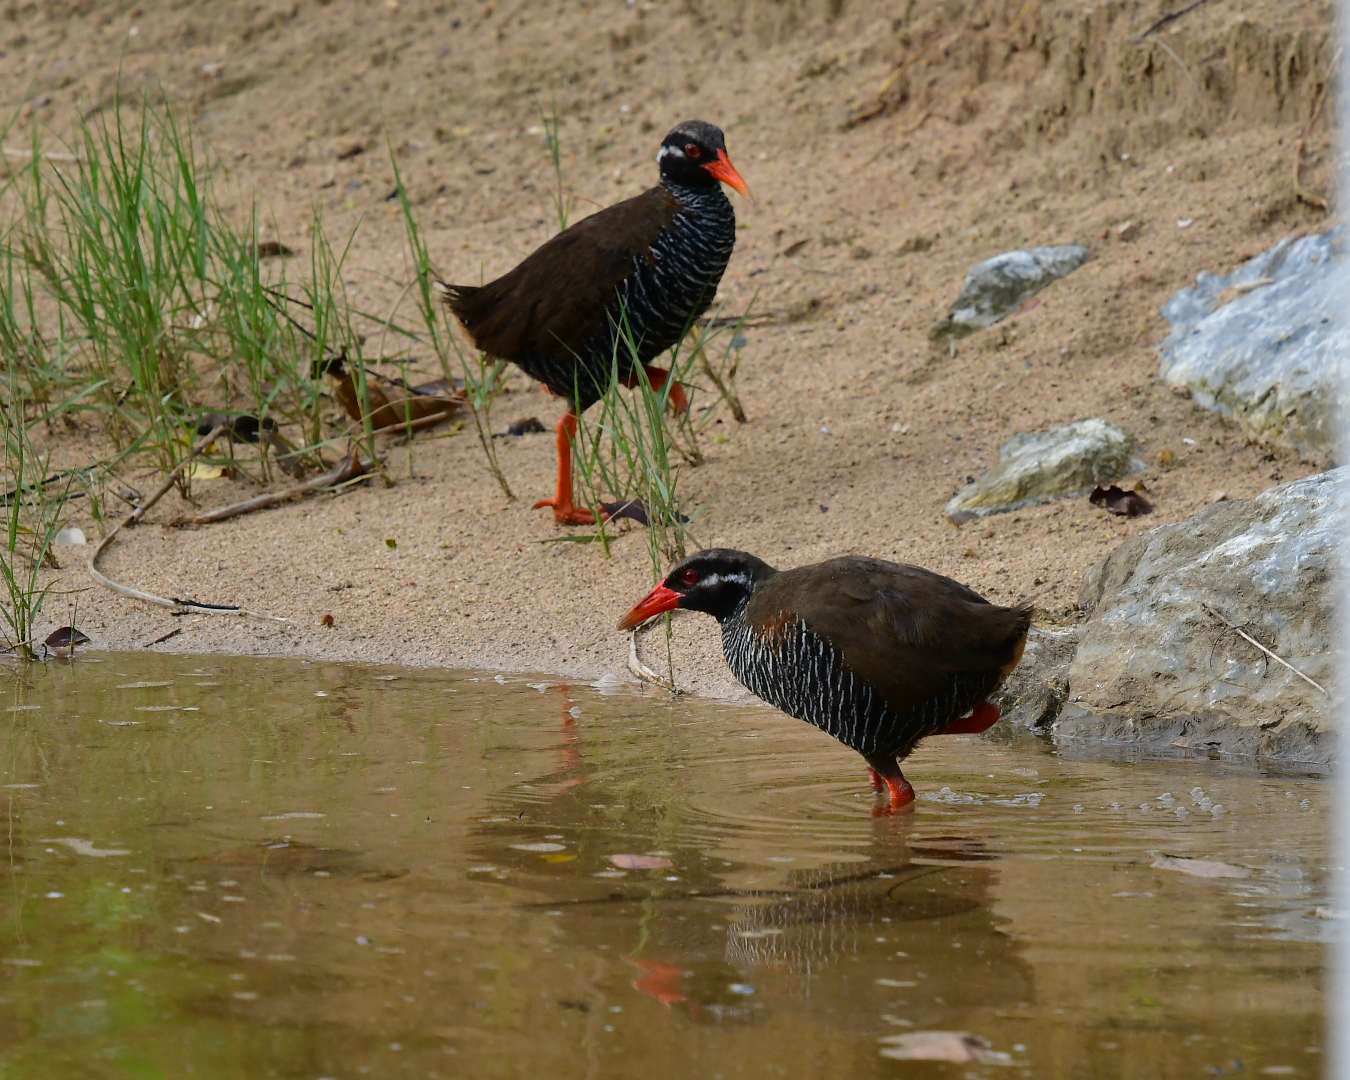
[0, 653, 1330, 1079]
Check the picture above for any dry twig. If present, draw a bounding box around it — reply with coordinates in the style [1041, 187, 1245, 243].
[1131, 0, 1213, 42]
[1130, 1, 1212, 109]
[88, 424, 286, 621]
[178, 448, 380, 525]
[1202, 603, 1329, 696]
[695, 347, 747, 424]
[1294, 48, 1341, 212]
[627, 628, 676, 692]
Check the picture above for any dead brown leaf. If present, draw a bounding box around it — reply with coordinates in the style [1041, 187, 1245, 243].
[1089, 484, 1153, 516]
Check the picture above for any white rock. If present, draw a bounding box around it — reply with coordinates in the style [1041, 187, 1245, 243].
[1158, 228, 1350, 457]
[931, 244, 1089, 341]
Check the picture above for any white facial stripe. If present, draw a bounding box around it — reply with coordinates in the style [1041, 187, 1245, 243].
[657, 144, 685, 166]
[697, 571, 753, 589]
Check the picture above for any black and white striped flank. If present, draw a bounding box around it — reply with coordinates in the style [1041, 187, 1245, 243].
[550, 179, 736, 408]
[720, 600, 999, 763]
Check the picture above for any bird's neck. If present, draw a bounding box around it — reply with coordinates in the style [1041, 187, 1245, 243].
[660, 177, 734, 218]
[705, 584, 761, 631]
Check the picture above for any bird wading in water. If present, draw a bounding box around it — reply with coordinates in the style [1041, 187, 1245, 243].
[441, 120, 750, 524]
[619, 550, 1032, 814]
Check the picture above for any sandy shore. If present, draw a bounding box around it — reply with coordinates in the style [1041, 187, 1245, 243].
[6, 0, 1334, 696]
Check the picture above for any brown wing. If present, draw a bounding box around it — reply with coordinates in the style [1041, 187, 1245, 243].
[443, 186, 679, 362]
[744, 556, 1031, 714]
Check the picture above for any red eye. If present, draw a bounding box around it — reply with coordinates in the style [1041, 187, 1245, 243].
[685, 143, 701, 159]
[682, 569, 699, 585]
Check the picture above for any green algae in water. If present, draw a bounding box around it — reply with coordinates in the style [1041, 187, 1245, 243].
[0, 652, 1329, 1078]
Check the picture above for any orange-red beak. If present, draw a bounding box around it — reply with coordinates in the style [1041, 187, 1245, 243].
[703, 149, 751, 198]
[617, 583, 682, 630]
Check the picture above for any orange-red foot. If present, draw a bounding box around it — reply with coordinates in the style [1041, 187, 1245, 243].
[937, 700, 1001, 736]
[533, 497, 601, 526]
[871, 775, 916, 817]
[666, 380, 690, 415]
[867, 767, 884, 793]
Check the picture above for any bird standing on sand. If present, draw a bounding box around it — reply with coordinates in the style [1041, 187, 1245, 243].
[442, 120, 750, 525]
[619, 550, 1032, 813]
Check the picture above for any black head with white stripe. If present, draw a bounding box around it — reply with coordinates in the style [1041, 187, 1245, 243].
[618, 548, 777, 629]
[656, 121, 751, 197]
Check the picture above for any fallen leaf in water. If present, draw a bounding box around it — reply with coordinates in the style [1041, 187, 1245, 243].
[41, 838, 130, 857]
[1151, 855, 1250, 879]
[628, 957, 687, 1007]
[1089, 484, 1153, 516]
[610, 854, 672, 869]
[879, 1032, 1013, 1064]
[44, 626, 91, 650]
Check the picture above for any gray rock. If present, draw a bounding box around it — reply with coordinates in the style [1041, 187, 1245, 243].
[995, 626, 1079, 731]
[1158, 228, 1350, 458]
[931, 244, 1090, 342]
[1056, 469, 1343, 766]
[945, 418, 1145, 523]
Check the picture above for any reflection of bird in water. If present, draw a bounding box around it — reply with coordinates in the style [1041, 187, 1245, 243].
[627, 957, 689, 1008]
[620, 550, 1031, 813]
[547, 685, 588, 795]
[722, 862, 986, 972]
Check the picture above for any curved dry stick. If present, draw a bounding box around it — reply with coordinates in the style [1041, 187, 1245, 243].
[181, 448, 378, 525]
[627, 626, 676, 692]
[1294, 48, 1341, 212]
[88, 424, 286, 622]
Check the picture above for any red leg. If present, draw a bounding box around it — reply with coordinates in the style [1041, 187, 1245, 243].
[866, 757, 917, 816]
[533, 409, 603, 526]
[937, 700, 1001, 736]
[871, 774, 916, 818]
[622, 365, 689, 414]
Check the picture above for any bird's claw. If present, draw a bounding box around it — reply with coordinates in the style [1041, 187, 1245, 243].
[533, 498, 599, 526]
